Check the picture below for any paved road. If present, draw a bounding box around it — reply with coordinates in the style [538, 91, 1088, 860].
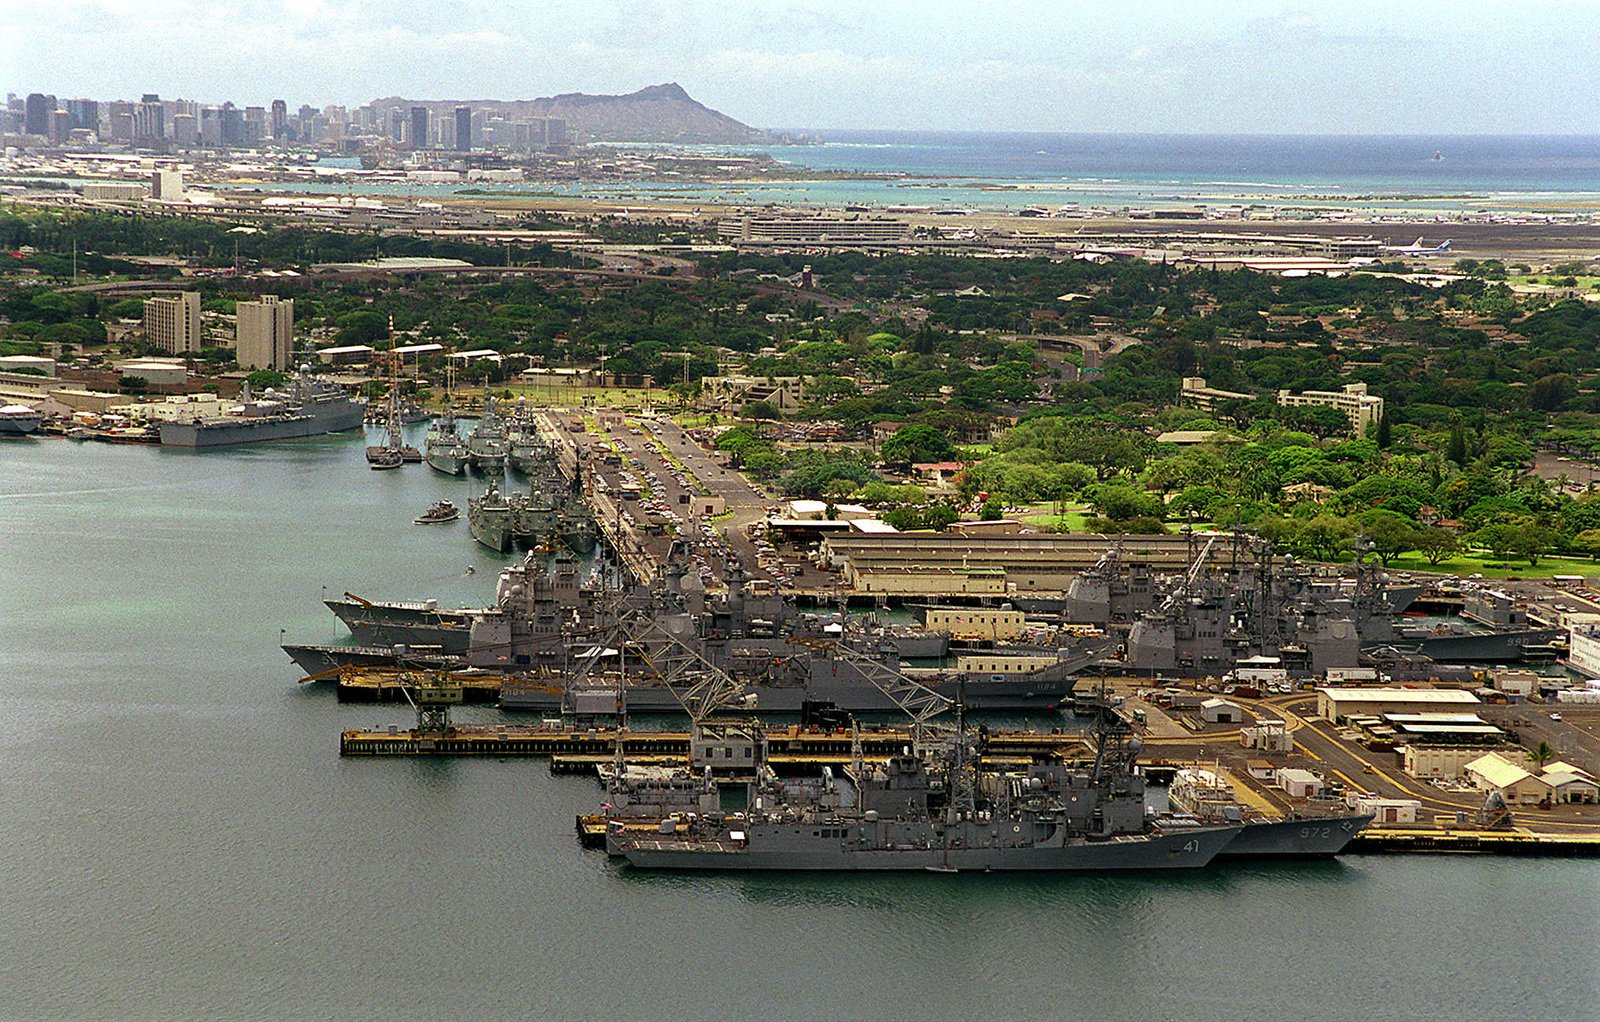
[543, 410, 780, 589]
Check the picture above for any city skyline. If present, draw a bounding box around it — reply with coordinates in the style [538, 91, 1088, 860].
[6, 1, 1600, 135]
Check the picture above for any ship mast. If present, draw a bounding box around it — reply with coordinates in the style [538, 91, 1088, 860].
[384, 314, 402, 451]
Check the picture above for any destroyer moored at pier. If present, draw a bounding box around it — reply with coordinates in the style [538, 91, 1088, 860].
[157, 367, 365, 447]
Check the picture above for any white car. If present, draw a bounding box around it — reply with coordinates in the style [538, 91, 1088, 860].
[1549, 712, 1563, 722]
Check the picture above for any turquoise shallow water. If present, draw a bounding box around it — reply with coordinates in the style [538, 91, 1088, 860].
[1, 433, 1597, 1021]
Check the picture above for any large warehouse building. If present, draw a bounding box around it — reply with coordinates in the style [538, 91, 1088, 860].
[1316, 687, 1481, 722]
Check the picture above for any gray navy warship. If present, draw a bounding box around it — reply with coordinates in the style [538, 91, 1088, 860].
[157, 367, 365, 447]
[605, 702, 1240, 872]
[285, 545, 1111, 712]
[1166, 767, 1372, 857]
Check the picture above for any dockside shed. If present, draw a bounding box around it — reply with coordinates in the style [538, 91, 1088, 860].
[1316, 687, 1480, 723]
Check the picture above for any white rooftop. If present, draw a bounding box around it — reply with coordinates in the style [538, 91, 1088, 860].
[1320, 687, 1480, 704]
[1465, 752, 1534, 789]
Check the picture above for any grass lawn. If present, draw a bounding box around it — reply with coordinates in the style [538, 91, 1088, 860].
[1019, 504, 1093, 531]
[1508, 274, 1600, 290]
[498, 383, 673, 409]
[1383, 551, 1600, 578]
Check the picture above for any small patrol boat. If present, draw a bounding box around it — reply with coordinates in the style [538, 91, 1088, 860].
[414, 499, 460, 525]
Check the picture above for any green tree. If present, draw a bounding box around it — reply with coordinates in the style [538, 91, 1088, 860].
[1530, 373, 1577, 412]
[1415, 526, 1461, 566]
[1447, 419, 1468, 467]
[1356, 509, 1420, 565]
[246, 369, 289, 391]
[881, 424, 954, 465]
[1573, 528, 1600, 561]
[1513, 524, 1558, 566]
[1085, 484, 1163, 522]
[1300, 513, 1356, 562]
[1470, 523, 1521, 561]
[742, 400, 781, 422]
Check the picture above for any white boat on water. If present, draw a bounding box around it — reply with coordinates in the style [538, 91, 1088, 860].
[0, 404, 41, 436]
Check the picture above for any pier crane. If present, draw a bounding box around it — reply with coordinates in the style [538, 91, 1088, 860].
[784, 633, 981, 819]
[398, 670, 463, 735]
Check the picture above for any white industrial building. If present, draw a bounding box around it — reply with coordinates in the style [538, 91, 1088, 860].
[1240, 719, 1292, 753]
[1199, 698, 1244, 724]
[1277, 768, 1324, 799]
[0, 354, 56, 376]
[1348, 795, 1421, 825]
[317, 344, 375, 365]
[1566, 622, 1600, 678]
[115, 359, 186, 387]
[1316, 687, 1480, 723]
[81, 181, 148, 200]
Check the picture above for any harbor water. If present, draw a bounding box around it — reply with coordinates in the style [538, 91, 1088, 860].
[1, 433, 1597, 1021]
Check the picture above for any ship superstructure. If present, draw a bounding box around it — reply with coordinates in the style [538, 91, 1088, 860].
[158, 366, 364, 447]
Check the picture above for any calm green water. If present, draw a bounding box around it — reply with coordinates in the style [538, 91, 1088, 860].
[1, 433, 1596, 1022]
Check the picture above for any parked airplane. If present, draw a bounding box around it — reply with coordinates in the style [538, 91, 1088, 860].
[1381, 237, 1453, 255]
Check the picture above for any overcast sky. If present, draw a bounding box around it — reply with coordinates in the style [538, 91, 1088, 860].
[5, 0, 1598, 134]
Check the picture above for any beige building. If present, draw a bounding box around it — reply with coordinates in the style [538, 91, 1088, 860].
[956, 653, 1060, 677]
[1464, 752, 1552, 805]
[81, 181, 148, 200]
[115, 359, 187, 388]
[1316, 687, 1480, 722]
[716, 213, 910, 247]
[143, 292, 202, 355]
[924, 607, 1026, 641]
[236, 296, 295, 371]
[1179, 376, 1252, 412]
[1403, 744, 1500, 781]
[150, 168, 184, 201]
[1277, 382, 1384, 437]
[700, 374, 806, 414]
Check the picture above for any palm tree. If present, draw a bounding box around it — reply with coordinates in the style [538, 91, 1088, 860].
[1529, 741, 1556, 771]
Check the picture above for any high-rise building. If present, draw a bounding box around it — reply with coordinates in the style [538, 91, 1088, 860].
[137, 94, 164, 140]
[171, 112, 197, 146]
[409, 106, 429, 149]
[143, 292, 203, 355]
[199, 107, 221, 146]
[243, 105, 266, 142]
[48, 109, 70, 144]
[270, 99, 287, 139]
[455, 105, 471, 151]
[236, 296, 294, 371]
[221, 102, 243, 145]
[64, 98, 98, 132]
[24, 93, 55, 135]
